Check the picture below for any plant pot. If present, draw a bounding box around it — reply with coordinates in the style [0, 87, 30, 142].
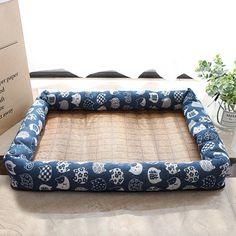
[209, 100, 236, 130]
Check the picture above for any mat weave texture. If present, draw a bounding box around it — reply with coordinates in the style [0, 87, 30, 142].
[35, 110, 200, 163]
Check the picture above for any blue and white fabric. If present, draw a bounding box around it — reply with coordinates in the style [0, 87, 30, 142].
[4, 89, 230, 191]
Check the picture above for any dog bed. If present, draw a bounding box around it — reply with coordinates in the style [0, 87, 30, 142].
[4, 89, 230, 191]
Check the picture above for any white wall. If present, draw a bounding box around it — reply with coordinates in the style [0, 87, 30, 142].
[18, 0, 236, 79]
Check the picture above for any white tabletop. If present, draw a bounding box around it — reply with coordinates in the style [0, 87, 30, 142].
[0, 175, 236, 236]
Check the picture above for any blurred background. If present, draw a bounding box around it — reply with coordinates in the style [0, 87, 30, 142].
[18, 0, 236, 79]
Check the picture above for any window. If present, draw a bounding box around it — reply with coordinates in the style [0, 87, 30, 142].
[19, 0, 236, 79]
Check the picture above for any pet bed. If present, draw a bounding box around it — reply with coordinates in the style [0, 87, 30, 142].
[4, 89, 230, 191]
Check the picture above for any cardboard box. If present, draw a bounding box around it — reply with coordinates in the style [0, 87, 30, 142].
[0, 0, 33, 134]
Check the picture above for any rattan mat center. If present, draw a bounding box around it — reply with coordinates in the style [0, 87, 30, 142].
[34, 110, 201, 163]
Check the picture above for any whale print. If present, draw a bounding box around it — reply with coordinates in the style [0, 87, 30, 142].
[167, 177, 181, 190]
[56, 176, 70, 190]
[5, 160, 16, 175]
[71, 93, 81, 107]
[129, 163, 143, 175]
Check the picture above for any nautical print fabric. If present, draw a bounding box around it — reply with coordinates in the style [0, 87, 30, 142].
[4, 89, 230, 191]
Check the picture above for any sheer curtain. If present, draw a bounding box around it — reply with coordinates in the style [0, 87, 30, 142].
[18, 0, 236, 79]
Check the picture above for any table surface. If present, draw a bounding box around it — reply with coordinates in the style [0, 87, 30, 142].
[0, 78, 236, 236]
[0, 175, 236, 236]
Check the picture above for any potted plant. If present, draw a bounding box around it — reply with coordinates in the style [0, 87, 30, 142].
[196, 54, 236, 130]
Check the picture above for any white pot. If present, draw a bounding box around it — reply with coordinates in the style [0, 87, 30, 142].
[210, 101, 236, 131]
